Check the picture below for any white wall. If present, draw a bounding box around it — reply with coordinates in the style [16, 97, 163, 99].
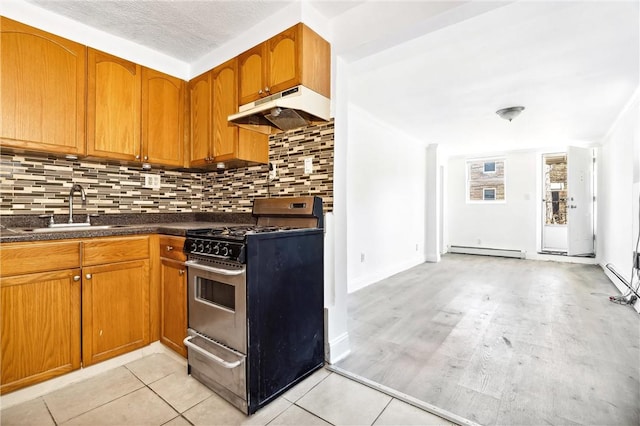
[346, 104, 427, 294]
[598, 90, 640, 312]
[447, 151, 539, 255]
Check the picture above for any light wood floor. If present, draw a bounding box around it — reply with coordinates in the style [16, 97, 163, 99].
[336, 254, 640, 426]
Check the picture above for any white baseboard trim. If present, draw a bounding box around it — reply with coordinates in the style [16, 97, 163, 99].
[325, 332, 351, 365]
[448, 245, 525, 259]
[0, 341, 181, 410]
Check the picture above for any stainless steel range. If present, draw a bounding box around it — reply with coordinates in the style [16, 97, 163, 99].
[183, 196, 324, 414]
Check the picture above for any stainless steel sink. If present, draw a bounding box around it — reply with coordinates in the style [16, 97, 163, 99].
[20, 225, 129, 233]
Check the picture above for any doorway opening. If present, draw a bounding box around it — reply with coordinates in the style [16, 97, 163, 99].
[542, 153, 568, 253]
[540, 147, 595, 256]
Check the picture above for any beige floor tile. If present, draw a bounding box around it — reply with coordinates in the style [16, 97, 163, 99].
[270, 404, 331, 425]
[62, 387, 178, 425]
[373, 399, 454, 426]
[162, 415, 192, 426]
[149, 372, 214, 413]
[43, 366, 144, 424]
[125, 353, 186, 385]
[281, 367, 331, 403]
[183, 392, 291, 426]
[0, 397, 55, 426]
[296, 373, 392, 425]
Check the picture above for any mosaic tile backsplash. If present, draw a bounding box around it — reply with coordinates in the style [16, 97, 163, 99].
[0, 121, 334, 216]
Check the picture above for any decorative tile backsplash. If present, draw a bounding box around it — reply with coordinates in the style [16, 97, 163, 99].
[0, 120, 333, 215]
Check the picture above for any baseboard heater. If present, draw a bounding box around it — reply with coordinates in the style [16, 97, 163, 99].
[448, 245, 525, 259]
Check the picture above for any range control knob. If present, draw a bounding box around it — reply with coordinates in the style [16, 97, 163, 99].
[204, 242, 212, 253]
[197, 241, 204, 252]
[213, 243, 220, 255]
[188, 241, 198, 252]
[221, 244, 229, 257]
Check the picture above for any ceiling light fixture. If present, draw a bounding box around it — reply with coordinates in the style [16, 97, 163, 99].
[496, 106, 525, 122]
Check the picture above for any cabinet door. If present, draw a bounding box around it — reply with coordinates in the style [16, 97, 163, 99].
[212, 58, 239, 160]
[160, 258, 187, 357]
[0, 17, 86, 155]
[188, 71, 213, 167]
[87, 49, 141, 161]
[82, 260, 149, 366]
[267, 25, 300, 95]
[1, 269, 81, 394]
[238, 44, 266, 105]
[142, 68, 185, 167]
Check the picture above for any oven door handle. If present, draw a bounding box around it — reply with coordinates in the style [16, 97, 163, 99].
[185, 260, 245, 276]
[183, 336, 244, 369]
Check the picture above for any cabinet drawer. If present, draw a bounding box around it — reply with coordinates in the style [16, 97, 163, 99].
[159, 235, 186, 262]
[82, 236, 149, 266]
[0, 241, 81, 277]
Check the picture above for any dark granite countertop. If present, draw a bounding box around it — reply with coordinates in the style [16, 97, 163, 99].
[0, 213, 255, 243]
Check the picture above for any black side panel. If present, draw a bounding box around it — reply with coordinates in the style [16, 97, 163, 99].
[246, 230, 324, 414]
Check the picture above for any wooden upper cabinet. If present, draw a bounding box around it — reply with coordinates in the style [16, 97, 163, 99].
[238, 44, 267, 105]
[87, 49, 141, 161]
[267, 26, 299, 96]
[212, 58, 240, 160]
[188, 58, 268, 168]
[188, 70, 213, 167]
[0, 17, 86, 155]
[237, 23, 330, 106]
[142, 68, 186, 167]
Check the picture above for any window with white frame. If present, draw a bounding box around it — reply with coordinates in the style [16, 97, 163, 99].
[466, 158, 506, 202]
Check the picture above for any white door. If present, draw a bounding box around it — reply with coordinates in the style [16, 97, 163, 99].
[567, 146, 594, 256]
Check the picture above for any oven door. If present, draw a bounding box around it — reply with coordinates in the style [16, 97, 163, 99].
[186, 258, 246, 353]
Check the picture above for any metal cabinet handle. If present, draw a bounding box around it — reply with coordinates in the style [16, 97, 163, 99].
[73, 275, 81, 282]
[265, 86, 270, 93]
[179, 270, 185, 276]
[143, 156, 148, 161]
[258, 89, 263, 95]
[135, 155, 140, 160]
[166, 246, 174, 251]
[183, 336, 243, 369]
[85, 274, 92, 280]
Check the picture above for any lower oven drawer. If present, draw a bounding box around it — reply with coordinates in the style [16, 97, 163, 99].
[184, 330, 247, 412]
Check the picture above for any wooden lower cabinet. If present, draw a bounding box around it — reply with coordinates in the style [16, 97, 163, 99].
[160, 258, 187, 357]
[0, 269, 82, 395]
[82, 259, 150, 366]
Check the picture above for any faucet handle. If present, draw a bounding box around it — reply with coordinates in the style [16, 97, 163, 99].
[39, 214, 55, 226]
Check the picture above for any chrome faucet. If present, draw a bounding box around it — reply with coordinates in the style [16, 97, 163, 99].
[68, 184, 86, 224]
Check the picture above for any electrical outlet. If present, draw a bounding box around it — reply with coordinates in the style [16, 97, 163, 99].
[360, 253, 365, 262]
[143, 174, 161, 190]
[269, 163, 277, 180]
[304, 157, 313, 174]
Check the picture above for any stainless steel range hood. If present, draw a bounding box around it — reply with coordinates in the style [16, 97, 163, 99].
[228, 85, 330, 134]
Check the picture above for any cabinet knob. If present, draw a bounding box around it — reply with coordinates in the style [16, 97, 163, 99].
[73, 275, 81, 282]
[85, 274, 92, 280]
[179, 270, 185, 276]
[135, 155, 140, 160]
[265, 87, 270, 93]
[258, 89, 263, 95]
[166, 245, 174, 251]
[144, 156, 148, 161]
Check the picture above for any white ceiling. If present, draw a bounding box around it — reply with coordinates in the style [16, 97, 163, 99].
[348, 1, 639, 154]
[20, 0, 640, 155]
